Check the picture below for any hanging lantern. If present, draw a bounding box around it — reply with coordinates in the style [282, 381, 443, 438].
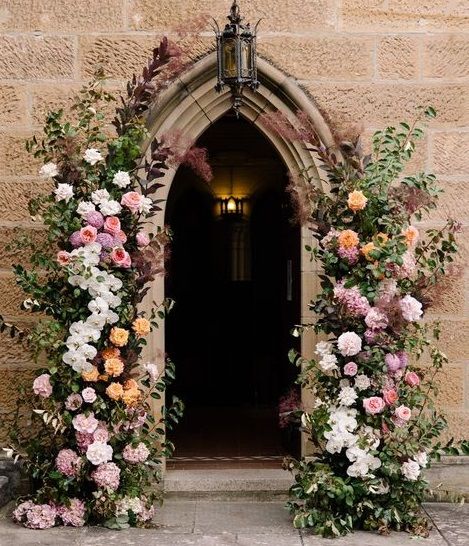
[213, 1, 260, 115]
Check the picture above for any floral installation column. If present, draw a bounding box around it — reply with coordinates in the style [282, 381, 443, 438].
[3, 38, 211, 530]
[263, 110, 466, 537]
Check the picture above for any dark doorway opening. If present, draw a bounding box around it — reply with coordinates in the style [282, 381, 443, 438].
[165, 114, 301, 467]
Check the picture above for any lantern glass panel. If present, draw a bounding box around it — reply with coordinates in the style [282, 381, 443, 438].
[223, 38, 237, 79]
[240, 40, 252, 77]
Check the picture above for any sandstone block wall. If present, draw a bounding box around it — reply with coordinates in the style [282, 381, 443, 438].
[0, 0, 467, 442]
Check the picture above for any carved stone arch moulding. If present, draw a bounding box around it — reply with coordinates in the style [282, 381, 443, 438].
[141, 52, 336, 454]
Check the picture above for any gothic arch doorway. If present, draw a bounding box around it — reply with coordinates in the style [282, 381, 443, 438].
[141, 52, 336, 463]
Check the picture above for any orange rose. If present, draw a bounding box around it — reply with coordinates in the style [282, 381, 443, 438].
[122, 388, 141, 407]
[347, 190, 368, 212]
[82, 366, 99, 382]
[132, 317, 151, 337]
[361, 242, 376, 261]
[104, 357, 124, 377]
[109, 327, 129, 347]
[106, 382, 124, 400]
[123, 378, 139, 391]
[338, 229, 359, 249]
[403, 226, 419, 247]
[101, 347, 120, 360]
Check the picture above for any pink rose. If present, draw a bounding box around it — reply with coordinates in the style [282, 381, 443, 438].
[116, 230, 127, 244]
[33, 374, 52, 398]
[80, 225, 97, 245]
[121, 191, 142, 213]
[405, 371, 420, 387]
[363, 396, 385, 415]
[82, 387, 97, 403]
[394, 404, 411, 421]
[56, 251, 71, 266]
[383, 388, 398, 406]
[103, 216, 121, 236]
[343, 362, 357, 376]
[337, 331, 362, 356]
[136, 232, 150, 247]
[110, 247, 131, 268]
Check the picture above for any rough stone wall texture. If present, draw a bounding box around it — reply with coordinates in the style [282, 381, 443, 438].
[0, 0, 467, 441]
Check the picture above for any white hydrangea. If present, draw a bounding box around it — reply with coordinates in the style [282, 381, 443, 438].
[338, 386, 358, 407]
[355, 374, 371, 391]
[54, 183, 74, 203]
[112, 171, 131, 188]
[115, 496, 143, 516]
[83, 148, 104, 165]
[86, 442, 113, 465]
[99, 199, 122, 216]
[315, 341, 333, 356]
[39, 162, 59, 178]
[319, 353, 338, 372]
[401, 460, 421, 481]
[76, 201, 96, 217]
[91, 189, 110, 205]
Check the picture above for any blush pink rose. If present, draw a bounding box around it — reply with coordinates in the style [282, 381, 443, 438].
[394, 405, 411, 421]
[383, 388, 398, 406]
[110, 247, 131, 268]
[56, 250, 71, 266]
[103, 216, 121, 236]
[363, 396, 385, 415]
[136, 231, 150, 247]
[116, 230, 127, 244]
[121, 191, 142, 213]
[33, 374, 52, 398]
[80, 225, 97, 245]
[343, 362, 357, 376]
[405, 371, 420, 387]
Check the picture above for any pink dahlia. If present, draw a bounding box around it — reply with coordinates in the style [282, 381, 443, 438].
[92, 461, 121, 490]
[56, 449, 81, 478]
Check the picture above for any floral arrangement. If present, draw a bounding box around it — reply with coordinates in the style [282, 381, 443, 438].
[264, 109, 466, 537]
[278, 387, 302, 430]
[3, 38, 211, 530]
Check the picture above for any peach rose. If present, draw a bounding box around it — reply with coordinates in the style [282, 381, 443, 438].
[57, 250, 71, 266]
[80, 225, 98, 245]
[106, 382, 124, 401]
[103, 216, 121, 236]
[404, 226, 419, 247]
[82, 366, 99, 382]
[361, 242, 376, 261]
[347, 190, 368, 212]
[338, 229, 359, 249]
[110, 247, 131, 268]
[132, 317, 151, 337]
[101, 347, 120, 360]
[363, 396, 385, 415]
[383, 388, 399, 406]
[104, 358, 124, 377]
[394, 405, 411, 421]
[405, 371, 420, 387]
[122, 388, 141, 407]
[109, 327, 129, 347]
[123, 379, 139, 391]
[121, 191, 142, 213]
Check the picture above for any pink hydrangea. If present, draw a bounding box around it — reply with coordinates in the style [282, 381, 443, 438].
[25, 504, 57, 529]
[96, 232, 115, 249]
[56, 449, 81, 478]
[364, 329, 377, 344]
[72, 412, 99, 434]
[57, 498, 86, 527]
[33, 374, 52, 398]
[12, 501, 35, 523]
[377, 279, 398, 305]
[365, 308, 388, 331]
[337, 245, 360, 264]
[337, 331, 362, 356]
[385, 353, 401, 373]
[397, 351, 409, 369]
[91, 462, 121, 490]
[85, 211, 104, 229]
[122, 442, 150, 464]
[65, 393, 83, 411]
[320, 228, 339, 248]
[76, 431, 94, 453]
[69, 230, 82, 248]
[93, 422, 110, 443]
[138, 503, 155, 523]
[400, 295, 423, 322]
[333, 282, 370, 317]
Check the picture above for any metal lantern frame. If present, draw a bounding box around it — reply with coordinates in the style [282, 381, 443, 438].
[213, 1, 260, 115]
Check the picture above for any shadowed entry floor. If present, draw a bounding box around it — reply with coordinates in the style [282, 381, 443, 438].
[165, 115, 301, 464]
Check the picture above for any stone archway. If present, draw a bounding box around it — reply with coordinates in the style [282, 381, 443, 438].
[141, 52, 336, 458]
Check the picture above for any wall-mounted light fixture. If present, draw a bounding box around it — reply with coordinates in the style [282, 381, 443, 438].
[213, 1, 260, 116]
[219, 195, 244, 217]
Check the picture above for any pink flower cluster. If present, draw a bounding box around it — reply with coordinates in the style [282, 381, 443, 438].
[56, 449, 82, 478]
[91, 461, 121, 490]
[337, 246, 360, 264]
[13, 501, 57, 529]
[333, 282, 370, 317]
[57, 498, 86, 527]
[122, 442, 150, 464]
[33, 374, 53, 398]
[76, 421, 109, 452]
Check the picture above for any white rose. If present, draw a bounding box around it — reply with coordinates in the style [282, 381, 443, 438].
[91, 189, 110, 205]
[112, 171, 131, 188]
[140, 196, 153, 215]
[86, 442, 113, 465]
[414, 451, 428, 468]
[354, 374, 371, 391]
[144, 362, 159, 382]
[82, 388, 97, 403]
[99, 200, 122, 216]
[54, 183, 74, 203]
[76, 201, 96, 217]
[39, 162, 59, 178]
[315, 341, 333, 356]
[401, 460, 421, 481]
[338, 386, 358, 407]
[319, 353, 338, 372]
[84, 148, 104, 166]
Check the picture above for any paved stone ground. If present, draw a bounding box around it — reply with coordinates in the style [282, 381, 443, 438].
[0, 501, 468, 545]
